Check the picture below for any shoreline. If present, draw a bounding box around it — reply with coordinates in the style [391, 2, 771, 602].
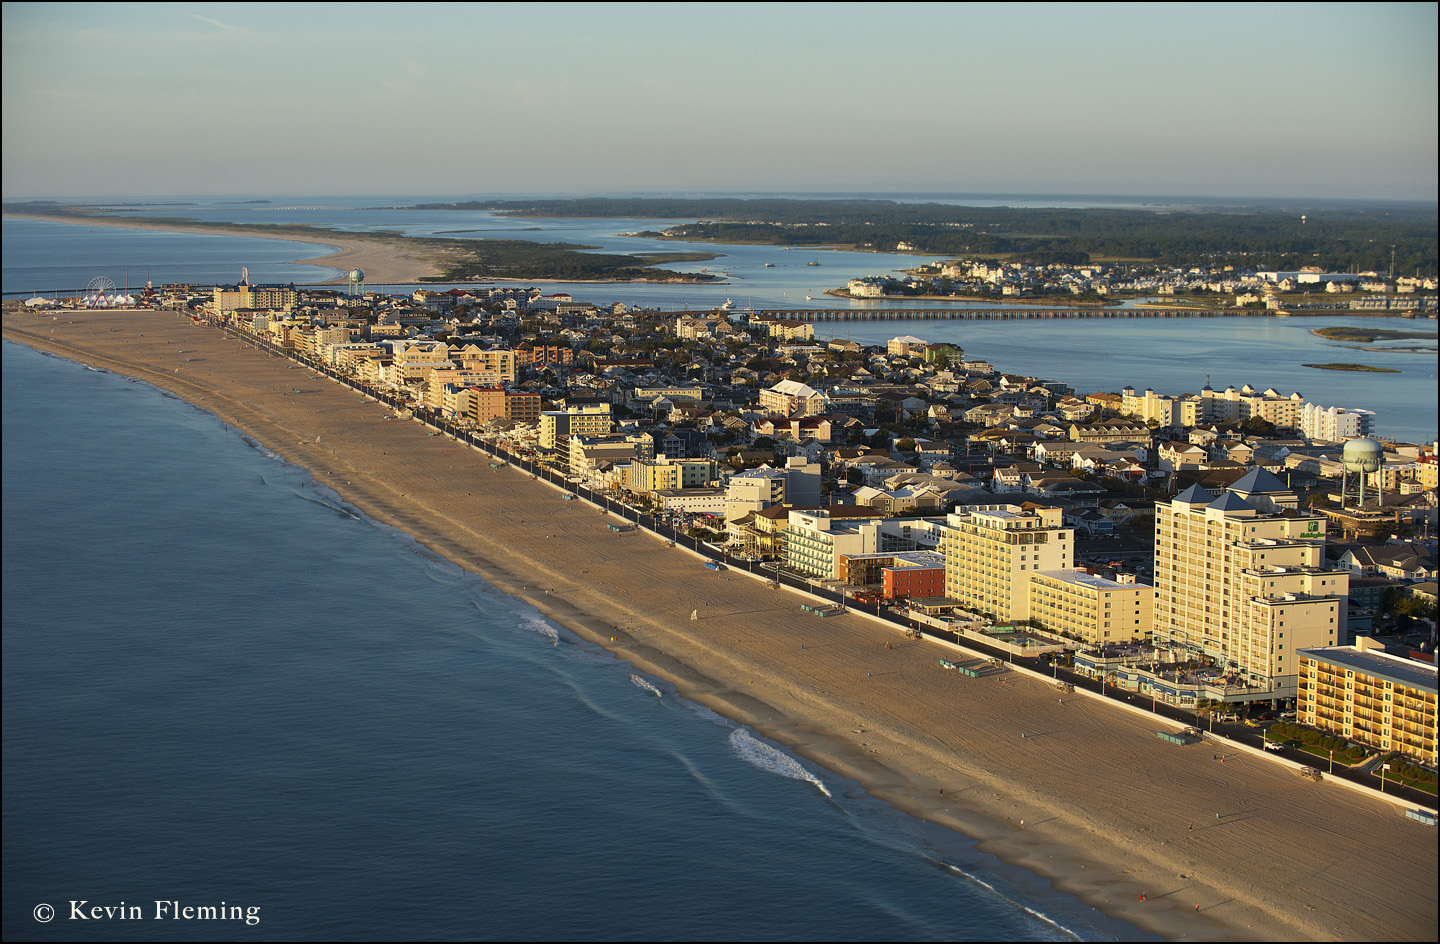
[4, 308, 1437, 942]
[3, 211, 444, 285]
[1, 213, 721, 288]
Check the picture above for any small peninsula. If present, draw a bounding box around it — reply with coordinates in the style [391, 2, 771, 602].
[1, 203, 718, 285]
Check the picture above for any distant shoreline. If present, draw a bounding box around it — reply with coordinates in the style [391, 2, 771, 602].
[2, 212, 717, 288]
[3, 211, 442, 285]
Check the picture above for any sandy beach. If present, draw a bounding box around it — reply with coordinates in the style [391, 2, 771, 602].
[5, 306, 1437, 942]
[2, 212, 445, 285]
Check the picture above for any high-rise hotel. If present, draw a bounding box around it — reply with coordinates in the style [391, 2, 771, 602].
[1152, 469, 1348, 699]
[942, 504, 1074, 621]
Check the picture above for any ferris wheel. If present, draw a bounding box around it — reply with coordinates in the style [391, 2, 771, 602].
[85, 276, 117, 307]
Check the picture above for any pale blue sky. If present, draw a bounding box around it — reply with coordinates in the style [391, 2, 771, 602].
[3, 2, 1436, 200]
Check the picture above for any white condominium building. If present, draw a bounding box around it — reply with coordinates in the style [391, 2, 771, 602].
[1299, 403, 1377, 442]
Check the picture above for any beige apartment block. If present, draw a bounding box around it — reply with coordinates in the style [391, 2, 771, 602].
[213, 283, 296, 315]
[1299, 638, 1437, 765]
[1153, 469, 1348, 699]
[452, 346, 517, 384]
[539, 405, 613, 452]
[571, 437, 643, 480]
[426, 369, 502, 411]
[759, 380, 825, 417]
[624, 456, 718, 494]
[1030, 570, 1153, 645]
[942, 504, 1074, 621]
[1200, 384, 1304, 429]
[390, 340, 454, 384]
[466, 387, 507, 425]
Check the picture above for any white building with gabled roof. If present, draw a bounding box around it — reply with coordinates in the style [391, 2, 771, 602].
[759, 379, 825, 417]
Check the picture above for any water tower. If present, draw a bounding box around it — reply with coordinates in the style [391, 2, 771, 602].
[1341, 437, 1385, 509]
[347, 268, 365, 297]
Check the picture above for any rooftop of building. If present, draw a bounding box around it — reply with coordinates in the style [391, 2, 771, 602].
[1300, 645, 1438, 694]
[1034, 569, 1152, 592]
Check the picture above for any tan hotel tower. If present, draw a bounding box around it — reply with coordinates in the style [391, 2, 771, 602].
[1152, 469, 1348, 701]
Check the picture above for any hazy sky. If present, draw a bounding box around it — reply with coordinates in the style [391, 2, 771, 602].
[3, 2, 1437, 201]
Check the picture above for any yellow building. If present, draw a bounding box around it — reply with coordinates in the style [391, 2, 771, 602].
[623, 456, 717, 494]
[1200, 384, 1304, 429]
[539, 405, 613, 465]
[451, 345, 517, 384]
[942, 504, 1074, 621]
[1153, 469, 1348, 699]
[213, 282, 296, 315]
[389, 340, 454, 384]
[1029, 570, 1153, 645]
[426, 368, 502, 411]
[539, 405, 612, 449]
[1299, 638, 1437, 765]
[759, 380, 825, 417]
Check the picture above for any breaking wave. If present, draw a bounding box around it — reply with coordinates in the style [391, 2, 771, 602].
[629, 674, 662, 698]
[521, 615, 559, 645]
[728, 728, 831, 798]
[940, 863, 1081, 940]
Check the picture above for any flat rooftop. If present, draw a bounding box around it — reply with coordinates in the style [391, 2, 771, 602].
[1035, 569, 1151, 591]
[1300, 646, 1438, 694]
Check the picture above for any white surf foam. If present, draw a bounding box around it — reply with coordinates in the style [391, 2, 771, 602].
[520, 615, 559, 645]
[629, 674, 662, 698]
[941, 863, 1081, 940]
[729, 728, 832, 798]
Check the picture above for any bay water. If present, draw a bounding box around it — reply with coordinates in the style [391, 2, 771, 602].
[4, 202, 1433, 442]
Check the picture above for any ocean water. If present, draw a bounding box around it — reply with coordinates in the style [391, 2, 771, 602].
[1, 341, 1143, 941]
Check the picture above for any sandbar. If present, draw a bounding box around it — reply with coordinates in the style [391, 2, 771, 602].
[3, 212, 444, 285]
[4, 306, 1437, 942]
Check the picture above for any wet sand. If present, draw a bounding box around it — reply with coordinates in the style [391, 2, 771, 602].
[5, 306, 1437, 942]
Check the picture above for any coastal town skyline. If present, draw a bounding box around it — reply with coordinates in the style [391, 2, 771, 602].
[4, 184, 1437, 938]
[4, 3, 1437, 939]
[3, 2, 1438, 201]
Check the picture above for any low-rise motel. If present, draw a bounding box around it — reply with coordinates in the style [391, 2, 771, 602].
[1300, 638, 1438, 765]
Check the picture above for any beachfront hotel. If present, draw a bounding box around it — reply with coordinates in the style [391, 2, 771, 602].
[941, 504, 1074, 621]
[1299, 638, 1438, 765]
[1028, 569, 1154, 645]
[539, 404, 613, 466]
[1152, 468, 1349, 701]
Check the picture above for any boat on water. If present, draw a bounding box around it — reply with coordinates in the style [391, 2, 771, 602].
[807, 260, 820, 266]
[721, 298, 734, 310]
[763, 262, 775, 268]
[805, 295, 813, 300]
